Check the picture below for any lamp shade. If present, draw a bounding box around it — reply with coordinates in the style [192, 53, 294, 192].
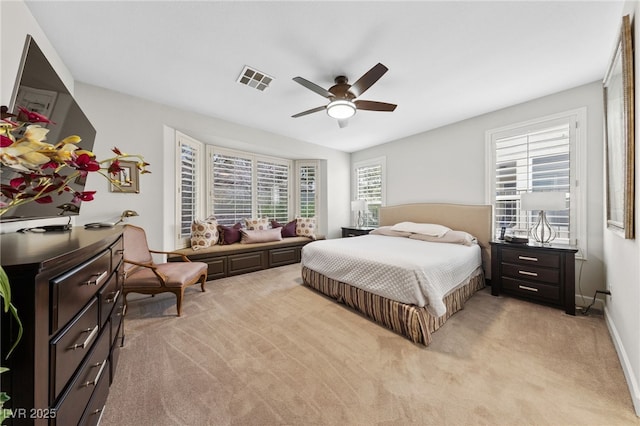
[520, 192, 566, 211]
[351, 199, 366, 212]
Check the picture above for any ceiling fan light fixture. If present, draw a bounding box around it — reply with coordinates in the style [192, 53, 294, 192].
[326, 100, 356, 119]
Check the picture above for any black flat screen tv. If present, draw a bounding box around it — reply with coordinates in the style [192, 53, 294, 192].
[1, 34, 97, 223]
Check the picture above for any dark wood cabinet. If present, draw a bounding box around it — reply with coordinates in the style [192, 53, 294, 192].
[1, 227, 124, 425]
[490, 240, 578, 315]
[341, 227, 375, 238]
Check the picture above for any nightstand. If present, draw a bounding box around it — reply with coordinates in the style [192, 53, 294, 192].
[341, 226, 375, 238]
[490, 240, 578, 315]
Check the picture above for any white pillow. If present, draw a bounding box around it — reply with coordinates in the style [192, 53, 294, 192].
[390, 222, 451, 237]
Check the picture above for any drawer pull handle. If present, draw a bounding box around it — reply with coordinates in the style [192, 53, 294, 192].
[83, 360, 107, 388]
[69, 325, 98, 350]
[518, 285, 539, 292]
[518, 270, 538, 277]
[518, 256, 538, 262]
[106, 289, 121, 304]
[115, 249, 124, 255]
[85, 270, 108, 286]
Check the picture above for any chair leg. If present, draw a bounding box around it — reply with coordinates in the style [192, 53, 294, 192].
[200, 274, 207, 292]
[174, 288, 185, 317]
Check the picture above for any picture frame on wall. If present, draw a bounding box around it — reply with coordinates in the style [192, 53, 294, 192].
[603, 14, 635, 239]
[109, 160, 140, 193]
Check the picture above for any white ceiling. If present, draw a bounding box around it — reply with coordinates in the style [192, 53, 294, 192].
[24, 1, 624, 153]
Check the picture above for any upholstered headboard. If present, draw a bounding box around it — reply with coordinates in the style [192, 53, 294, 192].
[379, 203, 493, 279]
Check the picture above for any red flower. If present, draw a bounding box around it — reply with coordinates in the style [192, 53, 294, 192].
[72, 191, 96, 203]
[17, 106, 55, 124]
[108, 160, 123, 175]
[0, 134, 12, 147]
[69, 153, 100, 172]
[112, 147, 123, 155]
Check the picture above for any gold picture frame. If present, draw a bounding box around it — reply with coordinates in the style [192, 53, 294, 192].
[603, 14, 635, 239]
[109, 160, 140, 193]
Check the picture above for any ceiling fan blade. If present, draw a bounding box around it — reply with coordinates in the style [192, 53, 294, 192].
[338, 119, 349, 128]
[292, 105, 326, 118]
[292, 77, 334, 99]
[354, 100, 397, 112]
[348, 63, 389, 98]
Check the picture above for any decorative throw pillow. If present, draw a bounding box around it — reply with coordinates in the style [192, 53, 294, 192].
[217, 222, 243, 245]
[190, 216, 219, 250]
[240, 228, 283, 244]
[244, 217, 269, 230]
[390, 221, 451, 237]
[296, 217, 317, 240]
[409, 230, 477, 246]
[271, 219, 297, 237]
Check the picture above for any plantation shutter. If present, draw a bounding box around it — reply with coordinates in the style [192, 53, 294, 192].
[355, 163, 383, 226]
[178, 143, 198, 237]
[494, 121, 572, 242]
[211, 152, 253, 225]
[256, 159, 289, 223]
[298, 164, 316, 218]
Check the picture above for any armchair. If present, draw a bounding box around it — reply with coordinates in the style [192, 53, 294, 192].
[122, 224, 208, 316]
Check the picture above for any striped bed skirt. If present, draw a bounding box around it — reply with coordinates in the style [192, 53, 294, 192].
[301, 266, 485, 346]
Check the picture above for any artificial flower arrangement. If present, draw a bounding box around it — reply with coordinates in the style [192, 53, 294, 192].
[0, 105, 150, 422]
[0, 105, 150, 216]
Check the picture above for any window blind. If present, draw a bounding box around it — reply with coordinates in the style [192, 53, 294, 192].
[256, 160, 289, 223]
[177, 138, 200, 240]
[355, 163, 383, 226]
[494, 123, 571, 241]
[298, 164, 316, 218]
[211, 152, 253, 225]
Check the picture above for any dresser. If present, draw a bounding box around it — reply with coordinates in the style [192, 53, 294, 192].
[1, 227, 125, 425]
[490, 241, 578, 315]
[341, 226, 376, 238]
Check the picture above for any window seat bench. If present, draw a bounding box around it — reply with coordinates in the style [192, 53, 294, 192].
[167, 236, 321, 280]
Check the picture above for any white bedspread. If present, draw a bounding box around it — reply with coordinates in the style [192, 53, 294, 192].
[301, 234, 482, 317]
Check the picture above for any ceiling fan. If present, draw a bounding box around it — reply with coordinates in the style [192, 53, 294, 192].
[291, 63, 397, 128]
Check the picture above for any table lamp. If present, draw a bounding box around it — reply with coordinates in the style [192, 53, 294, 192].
[520, 192, 566, 244]
[351, 199, 367, 227]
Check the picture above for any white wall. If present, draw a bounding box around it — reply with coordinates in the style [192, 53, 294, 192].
[353, 81, 606, 301]
[603, 1, 640, 416]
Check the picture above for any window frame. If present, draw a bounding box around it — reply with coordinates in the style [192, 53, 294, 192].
[175, 132, 204, 248]
[485, 108, 587, 258]
[353, 156, 386, 227]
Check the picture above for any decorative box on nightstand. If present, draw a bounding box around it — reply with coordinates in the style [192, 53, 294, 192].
[490, 240, 578, 315]
[341, 226, 376, 238]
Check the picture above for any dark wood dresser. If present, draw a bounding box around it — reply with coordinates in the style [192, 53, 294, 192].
[490, 240, 578, 315]
[1, 227, 125, 425]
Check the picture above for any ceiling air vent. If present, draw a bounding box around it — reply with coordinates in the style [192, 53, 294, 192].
[237, 66, 273, 91]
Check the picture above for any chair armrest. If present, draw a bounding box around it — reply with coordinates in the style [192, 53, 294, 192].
[123, 259, 167, 284]
[149, 249, 192, 262]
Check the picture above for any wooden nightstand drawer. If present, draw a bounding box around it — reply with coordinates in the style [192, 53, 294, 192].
[490, 241, 578, 315]
[502, 277, 560, 302]
[502, 248, 560, 268]
[501, 263, 559, 285]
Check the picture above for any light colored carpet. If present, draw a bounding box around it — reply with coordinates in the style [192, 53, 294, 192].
[101, 264, 638, 426]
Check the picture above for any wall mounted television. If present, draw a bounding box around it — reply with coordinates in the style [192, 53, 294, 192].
[1, 34, 97, 223]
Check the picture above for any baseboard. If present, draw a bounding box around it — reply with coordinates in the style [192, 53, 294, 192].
[604, 306, 640, 417]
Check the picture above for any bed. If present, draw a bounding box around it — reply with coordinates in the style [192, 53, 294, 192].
[300, 203, 492, 346]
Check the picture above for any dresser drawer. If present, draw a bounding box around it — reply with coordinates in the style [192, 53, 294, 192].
[111, 236, 124, 271]
[78, 360, 110, 426]
[501, 263, 559, 285]
[110, 293, 125, 347]
[51, 249, 112, 333]
[99, 272, 120, 327]
[50, 298, 100, 400]
[502, 276, 560, 303]
[502, 248, 560, 268]
[52, 326, 110, 426]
